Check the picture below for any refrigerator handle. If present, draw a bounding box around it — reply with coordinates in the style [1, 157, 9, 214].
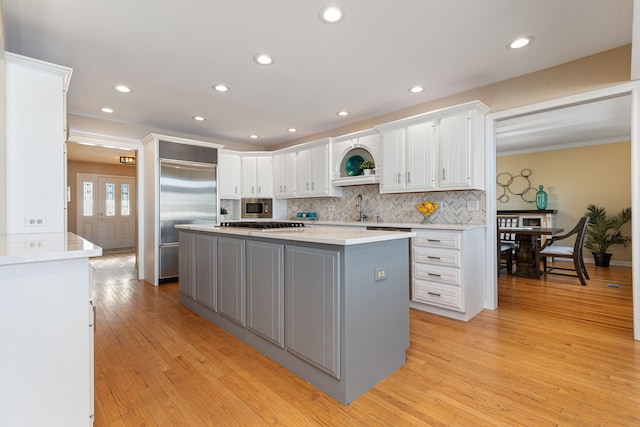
[159, 242, 180, 248]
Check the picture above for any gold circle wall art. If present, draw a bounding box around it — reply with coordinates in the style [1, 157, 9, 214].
[496, 168, 537, 203]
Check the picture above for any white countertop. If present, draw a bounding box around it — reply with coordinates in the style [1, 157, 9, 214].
[0, 232, 102, 266]
[176, 224, 416, 246]
[305, 220, 485, 230]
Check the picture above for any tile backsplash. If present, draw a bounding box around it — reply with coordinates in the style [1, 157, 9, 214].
[221, 186, 486, 224]
[286, 185, 486, 224]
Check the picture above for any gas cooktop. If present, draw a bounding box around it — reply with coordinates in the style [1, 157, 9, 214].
[220, 221, 305, 229]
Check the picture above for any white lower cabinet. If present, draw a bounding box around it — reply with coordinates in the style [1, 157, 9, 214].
[411, 227, 485, 321]
[0, 257, 95, 426]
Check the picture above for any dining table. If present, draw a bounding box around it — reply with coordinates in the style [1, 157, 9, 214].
[499, 226, 564, 279]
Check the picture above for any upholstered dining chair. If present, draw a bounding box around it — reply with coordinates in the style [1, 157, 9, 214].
[539, 216, 590, 285]
[497, 216, 519, 275]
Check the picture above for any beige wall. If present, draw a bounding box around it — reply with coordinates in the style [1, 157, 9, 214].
[497, 141, 632, 263]
[66, 160, 136, 234]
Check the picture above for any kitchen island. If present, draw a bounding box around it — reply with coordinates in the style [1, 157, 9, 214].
[176, 224, 415, 404]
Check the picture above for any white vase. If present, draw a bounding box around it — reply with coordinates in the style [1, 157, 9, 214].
[363, 168, 373, 175]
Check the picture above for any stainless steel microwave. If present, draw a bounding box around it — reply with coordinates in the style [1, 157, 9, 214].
[241, 198, 272, 218]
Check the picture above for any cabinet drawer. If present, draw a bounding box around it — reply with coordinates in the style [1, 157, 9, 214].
[414, 230, 460, 249]
[413, 263, 460, 286]
[413, 280, 462, 310]
[413, 246, 460, 268]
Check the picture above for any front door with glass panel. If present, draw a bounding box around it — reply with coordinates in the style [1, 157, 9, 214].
[77, 173, 136, 249]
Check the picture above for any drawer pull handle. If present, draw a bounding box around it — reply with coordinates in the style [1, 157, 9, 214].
[427, 256, 441, 260]
[428, 273, 441, 277]
[427, 239, 441, 242]
[427, 291, 442, 297]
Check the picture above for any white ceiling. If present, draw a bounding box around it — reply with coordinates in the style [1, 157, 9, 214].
[496, 94, 632, 156]
[2, 0, 634, 164]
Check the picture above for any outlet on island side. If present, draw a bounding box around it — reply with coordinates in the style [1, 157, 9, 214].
[374, 266, 388, 281]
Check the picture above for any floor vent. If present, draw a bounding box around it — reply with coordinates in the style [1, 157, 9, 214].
[606, 283, 621, 288]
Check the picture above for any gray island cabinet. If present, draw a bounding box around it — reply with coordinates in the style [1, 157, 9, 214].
[176, 225, 414, 404]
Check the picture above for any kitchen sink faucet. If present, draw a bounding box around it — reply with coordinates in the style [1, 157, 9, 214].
[356, 194, 367, 221]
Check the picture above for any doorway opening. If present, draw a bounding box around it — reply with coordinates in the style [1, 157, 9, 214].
[486, 82, 639, 340]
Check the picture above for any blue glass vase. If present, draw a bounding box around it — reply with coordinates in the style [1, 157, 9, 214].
[536, 185, 547, 210]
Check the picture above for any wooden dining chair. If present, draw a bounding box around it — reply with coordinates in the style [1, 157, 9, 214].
[497, 216, 518, 275]
[539, 216, 590, 285]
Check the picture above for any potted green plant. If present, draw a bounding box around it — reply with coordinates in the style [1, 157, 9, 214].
[220, 207, 229, 221]
[584, 204, 631, 267]
[360, 160, 375, 175]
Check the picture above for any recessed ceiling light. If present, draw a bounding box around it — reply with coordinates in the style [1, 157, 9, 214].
[193, 116, 205, 121]
[337, 110, 349, 117]
[508, 36, 534, 50]
[100, 107, 114, 113]
[249, 134, 260, 139]
[287, 128, 297, 133]
[253, 54, 274, 65]
[114, 84, 131, 93]
[213, 84, 229, 92]
[319, 6, 345, 24]
[409, 86, 424, 94]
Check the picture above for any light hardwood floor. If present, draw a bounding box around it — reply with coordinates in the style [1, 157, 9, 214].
[91, 253, 639, 426]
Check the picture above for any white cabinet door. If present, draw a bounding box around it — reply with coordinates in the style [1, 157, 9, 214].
[273, 151, 296, 198]
[379, 127, 406, 193]
[438, 112, 471, 189]
[295, 148, 312, 196]
[219, 150, 242, 199]
[241, 156, 258, 197]
[406, 120, 436, 191]
[241, 155, 273, 197]
[255, 156, 273, 197]
[309, 144, 329, 195]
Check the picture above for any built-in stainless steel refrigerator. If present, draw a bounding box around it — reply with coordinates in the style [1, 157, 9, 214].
[159, 158, 217, 279]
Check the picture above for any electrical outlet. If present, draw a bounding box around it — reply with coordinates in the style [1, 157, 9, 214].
[25, 217, 47, 227]
[402, 202, 414, 210]
[328, 205, 335, 211]
[466, 200, 479, 211]
[374, 267, 388, 281]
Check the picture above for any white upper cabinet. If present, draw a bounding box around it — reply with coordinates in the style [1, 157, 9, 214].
[379, 121, 436, 193]
[294, 139, 341, 198]
[218, 150, 242, 199]
[5, 53, 72, 234]
[273, 151, 296, 198]
[241, 154, 273, 198]
[379, 127, 406, 192]
[376, 101, 488, 193]
[406, 121, 437, 191]
[437, 108, 486, 189]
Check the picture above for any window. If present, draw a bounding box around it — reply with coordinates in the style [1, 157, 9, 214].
[82, 181, 94, 216]
[121, 184, 130, 216]
[105, 183, 115, 216]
